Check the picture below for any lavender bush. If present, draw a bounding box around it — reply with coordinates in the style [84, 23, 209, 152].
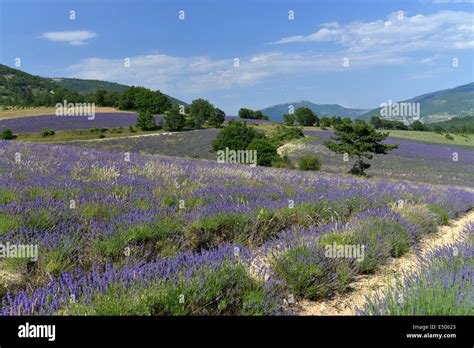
[356, 222, 474, 315]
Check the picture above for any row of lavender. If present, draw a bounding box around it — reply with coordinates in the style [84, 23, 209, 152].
[0, 141, 473, 315]
[357, 222, 474, 315]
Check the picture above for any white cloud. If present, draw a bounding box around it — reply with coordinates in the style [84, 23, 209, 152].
[64, 11, 473, 95]
[41, 31, 96, 45]
[66, 49, 414, 95]
[270, 10, 474, 54]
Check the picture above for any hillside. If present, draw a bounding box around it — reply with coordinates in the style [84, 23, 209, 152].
[0, 64, 59, 106]
[0, 64, 188, 107]
[51, 77, 188, 106]
[50, 77, 129, 94]
[359, 83, 474, 123]
[260, 100, 368, 122]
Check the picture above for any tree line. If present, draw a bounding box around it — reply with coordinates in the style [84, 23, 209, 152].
[135, 96, 226, 132]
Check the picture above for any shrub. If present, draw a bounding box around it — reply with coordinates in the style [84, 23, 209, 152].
[445, 133, 454, 140]
[40, 128, 55, 137]
[92, 219, 180, 258]
[272, 244, 355, 300]
[426, 204, 451, 225]
[298, 155, 321, 171]
[271, 125, 304, 144]
[68, 261, 283, 315]
[271, 155, 295, 169]
[283, 114, 295, 126]
[357, 236, 474, 315]
[318, 232, 355, 248]
[349, 211, 417, 273]
[394, 204, 438, 239]
[247, 138, 279, 166]
[212, 120, 264, 152]
[1, 128, 13, 140]
[183, 213, 250, 250]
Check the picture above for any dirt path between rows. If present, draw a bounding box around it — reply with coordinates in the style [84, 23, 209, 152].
[298, 210, 474, 315]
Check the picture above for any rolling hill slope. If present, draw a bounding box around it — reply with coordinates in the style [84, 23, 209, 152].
[359, 83, 474, 123]
[0, 64, 188, 107]
[260, 100, 369, 122]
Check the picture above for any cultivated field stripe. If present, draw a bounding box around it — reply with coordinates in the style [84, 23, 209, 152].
[298, 210, 474, 315]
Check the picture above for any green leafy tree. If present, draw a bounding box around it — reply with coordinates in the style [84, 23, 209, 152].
[247, 138, 279, 166]
[295, 107, 318, 126]
[1, 128, 13, 140]
[117, 87, 137, 110]
[94, 89, 107, 106]
[411, 120, 427, 131]
[190, 99, 215, 128]
[103, 92, 120, 107]
[208, 108, 226, 128]
[330, 116, 343, 126]
[320, 117, 332, 127]
[238, 108, 268, 120]
[135, 110, 158, 131]
[342, 117, 352, 125]
[118, 87, 171, 114]
[134, 88, 172, 114]
[164, 106, 186, 131]
[370, 116, 383, 128]
[253, 110, 269, 120]
[283, 114, 295, 126]
[324, 120, 398, 176]
[238, 108, 255, 119]
[212, 120, 263, 152]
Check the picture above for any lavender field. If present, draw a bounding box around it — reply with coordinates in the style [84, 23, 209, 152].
[61, 129, 220, 159]
[1, 140, 473, 315]
[290, 130, 474, 187]
[66, 127, 474, 187]
[0, 113, 140, 133]
[0, 114, 268, 134]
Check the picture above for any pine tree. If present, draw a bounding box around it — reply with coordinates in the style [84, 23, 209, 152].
[324, 120, 398, 175]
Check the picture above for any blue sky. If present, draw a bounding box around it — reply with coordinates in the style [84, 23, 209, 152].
[1, 0, 473, 114]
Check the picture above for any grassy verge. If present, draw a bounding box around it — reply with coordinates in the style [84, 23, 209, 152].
[387, 129, 474, 148]
[13, 127, 164, 143]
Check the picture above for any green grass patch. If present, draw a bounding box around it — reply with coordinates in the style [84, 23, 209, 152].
[0, 214, 20, 235]
[387, 130, 474, 148]
[426, 204, 451, 225]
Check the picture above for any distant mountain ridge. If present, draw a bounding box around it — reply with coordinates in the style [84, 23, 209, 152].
[260, 100, 369, 121]
[0, 64, 188, 107]
[358, 83, 474, 123]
